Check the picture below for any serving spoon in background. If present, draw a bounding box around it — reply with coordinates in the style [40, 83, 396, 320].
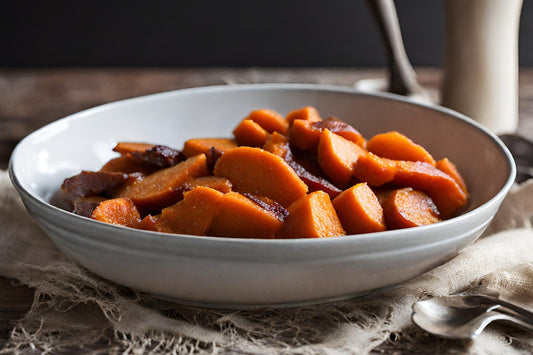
[362, 0, 533, 183]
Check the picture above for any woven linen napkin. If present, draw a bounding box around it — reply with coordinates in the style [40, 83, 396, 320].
[1, 169, 532, 354]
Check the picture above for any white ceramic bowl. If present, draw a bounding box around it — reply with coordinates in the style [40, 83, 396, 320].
[9, 84, 515, 307]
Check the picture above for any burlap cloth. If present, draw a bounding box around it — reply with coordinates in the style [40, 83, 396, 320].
[1, 169, 532, 354]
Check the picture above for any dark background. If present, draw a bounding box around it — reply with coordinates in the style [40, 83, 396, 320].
[2, 0, 532, 67]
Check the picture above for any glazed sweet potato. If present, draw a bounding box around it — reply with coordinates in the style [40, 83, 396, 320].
[263, 132, 341, 198]
[113, 142, 155, 155]
[115, 154, 209, 214]
[436, 158, 468, 195]
[285, 106, 322, 125]
[154, 186, 224, 235]
[366, 131, 436, 165]
[63, 105, 469, 238]
[380, 187, 442, 229]
[393, 161, 468, 218]
[182, 138, 237, 158]
[245, 109, 289, 134]
[332, 183, 386, 234]
[182, 176, 233, 194]
[90, 198, 141, 228]
[352, 152, 398, 187]
[317, 129, 367, 188]
[209, 192, 283, 238]
[278, 191, 345, 238]
[288, 117, 366, 153]
[233, 119, 270, 147]
[213, 146, 308, 207]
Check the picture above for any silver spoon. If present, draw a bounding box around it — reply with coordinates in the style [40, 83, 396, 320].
[360, 0, 430, 103]
[412, 295, 533, 339]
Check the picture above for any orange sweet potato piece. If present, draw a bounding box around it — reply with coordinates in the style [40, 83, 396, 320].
[183, 176, 233, 193]
[380, 187, 441, 229]
[209, 192, 283, 239]
[155, 186, 224, 235]
[332, 183, 386, 234]
[213, 147, 308, 207]
[286, 106, 322, 125]
[137, 214, 159, 231]
[393, 161, 468, 218]
[233, 119, 270, 147]
[277, 191, 345, 239]
[263, 133, 341, 199]
[182, 138, 237, 158]
[263, 132, 290, 157]
[288, 117, 366, 154]
[287, 119, 322, 152]
[436, 158, 468, 195]
[317, 129, 367, 188]
[90, 198, 141, 228]
[100, 155, 156, 175]
[245, 109, 288, 134]
[113, 142, 155, 155]
[352, 152, 398, 187]
[314, 117, 366, 148]
[115, 154, 208, 214]
[366, 131, 436, 165]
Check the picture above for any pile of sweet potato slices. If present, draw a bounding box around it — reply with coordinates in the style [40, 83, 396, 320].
[62, 107, 468, 239]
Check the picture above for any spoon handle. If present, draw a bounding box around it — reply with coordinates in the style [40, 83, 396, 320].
[364, 0, 422, 96]
[489, 311, 533, 333]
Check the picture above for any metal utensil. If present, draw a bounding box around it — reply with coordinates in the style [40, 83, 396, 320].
[362, 0, 430, 103]
[412, 295, 533, 339]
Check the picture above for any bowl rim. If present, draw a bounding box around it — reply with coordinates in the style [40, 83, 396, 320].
[8, 83, 517, 247]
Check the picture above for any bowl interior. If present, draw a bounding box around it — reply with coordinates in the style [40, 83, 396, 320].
[11, 84, 512, 218]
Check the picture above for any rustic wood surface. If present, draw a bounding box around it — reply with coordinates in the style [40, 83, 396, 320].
[1, 68, 533, 351]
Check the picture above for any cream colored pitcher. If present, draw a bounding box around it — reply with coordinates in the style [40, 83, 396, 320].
[440, 0, 523, 134]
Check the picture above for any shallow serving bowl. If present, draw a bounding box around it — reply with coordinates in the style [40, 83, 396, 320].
[9, 84, 515, 307]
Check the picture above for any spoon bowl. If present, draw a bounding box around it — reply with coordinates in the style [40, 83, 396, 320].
[412, 295, 533, 339]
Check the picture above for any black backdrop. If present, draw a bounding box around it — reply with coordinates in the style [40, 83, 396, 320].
[2, 0, 532, 67]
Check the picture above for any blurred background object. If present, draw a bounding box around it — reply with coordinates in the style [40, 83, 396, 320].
[1, 0, 532, 68]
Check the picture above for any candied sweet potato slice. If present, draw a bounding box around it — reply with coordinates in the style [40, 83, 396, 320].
[317, 129, 367, 188]
[233, 119, 270, 147]
[100, 155, 156, 175]
[116, 154, 209, 214]
[287, 119, 322, 153]
[332, 183, 386, 234]
[113, 142, 155, 155]
[352, 152, 398, 187]
[436, 158, 468, 195]
[209, 192, 283, 239]
[245, 109, 288, 134]
[263, 132, 290, 157]
[182, 176, 233, 193]
[393, 161, 468, 218]
[90, 198, 141, 228]
[263, 133, 341, 198]
[286, 106, 322, 125]
[381, 187, 441, 229]
[182, 138, 237, 158]
[314, 117, 366, 148]
[278, 191, 345, 239]
[213, 147, 308, 207]
[155, 186, 224, 235]
[366, 131, 436, 165]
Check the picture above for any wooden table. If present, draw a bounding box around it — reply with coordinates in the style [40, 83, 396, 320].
[1, 67, 533, 351]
